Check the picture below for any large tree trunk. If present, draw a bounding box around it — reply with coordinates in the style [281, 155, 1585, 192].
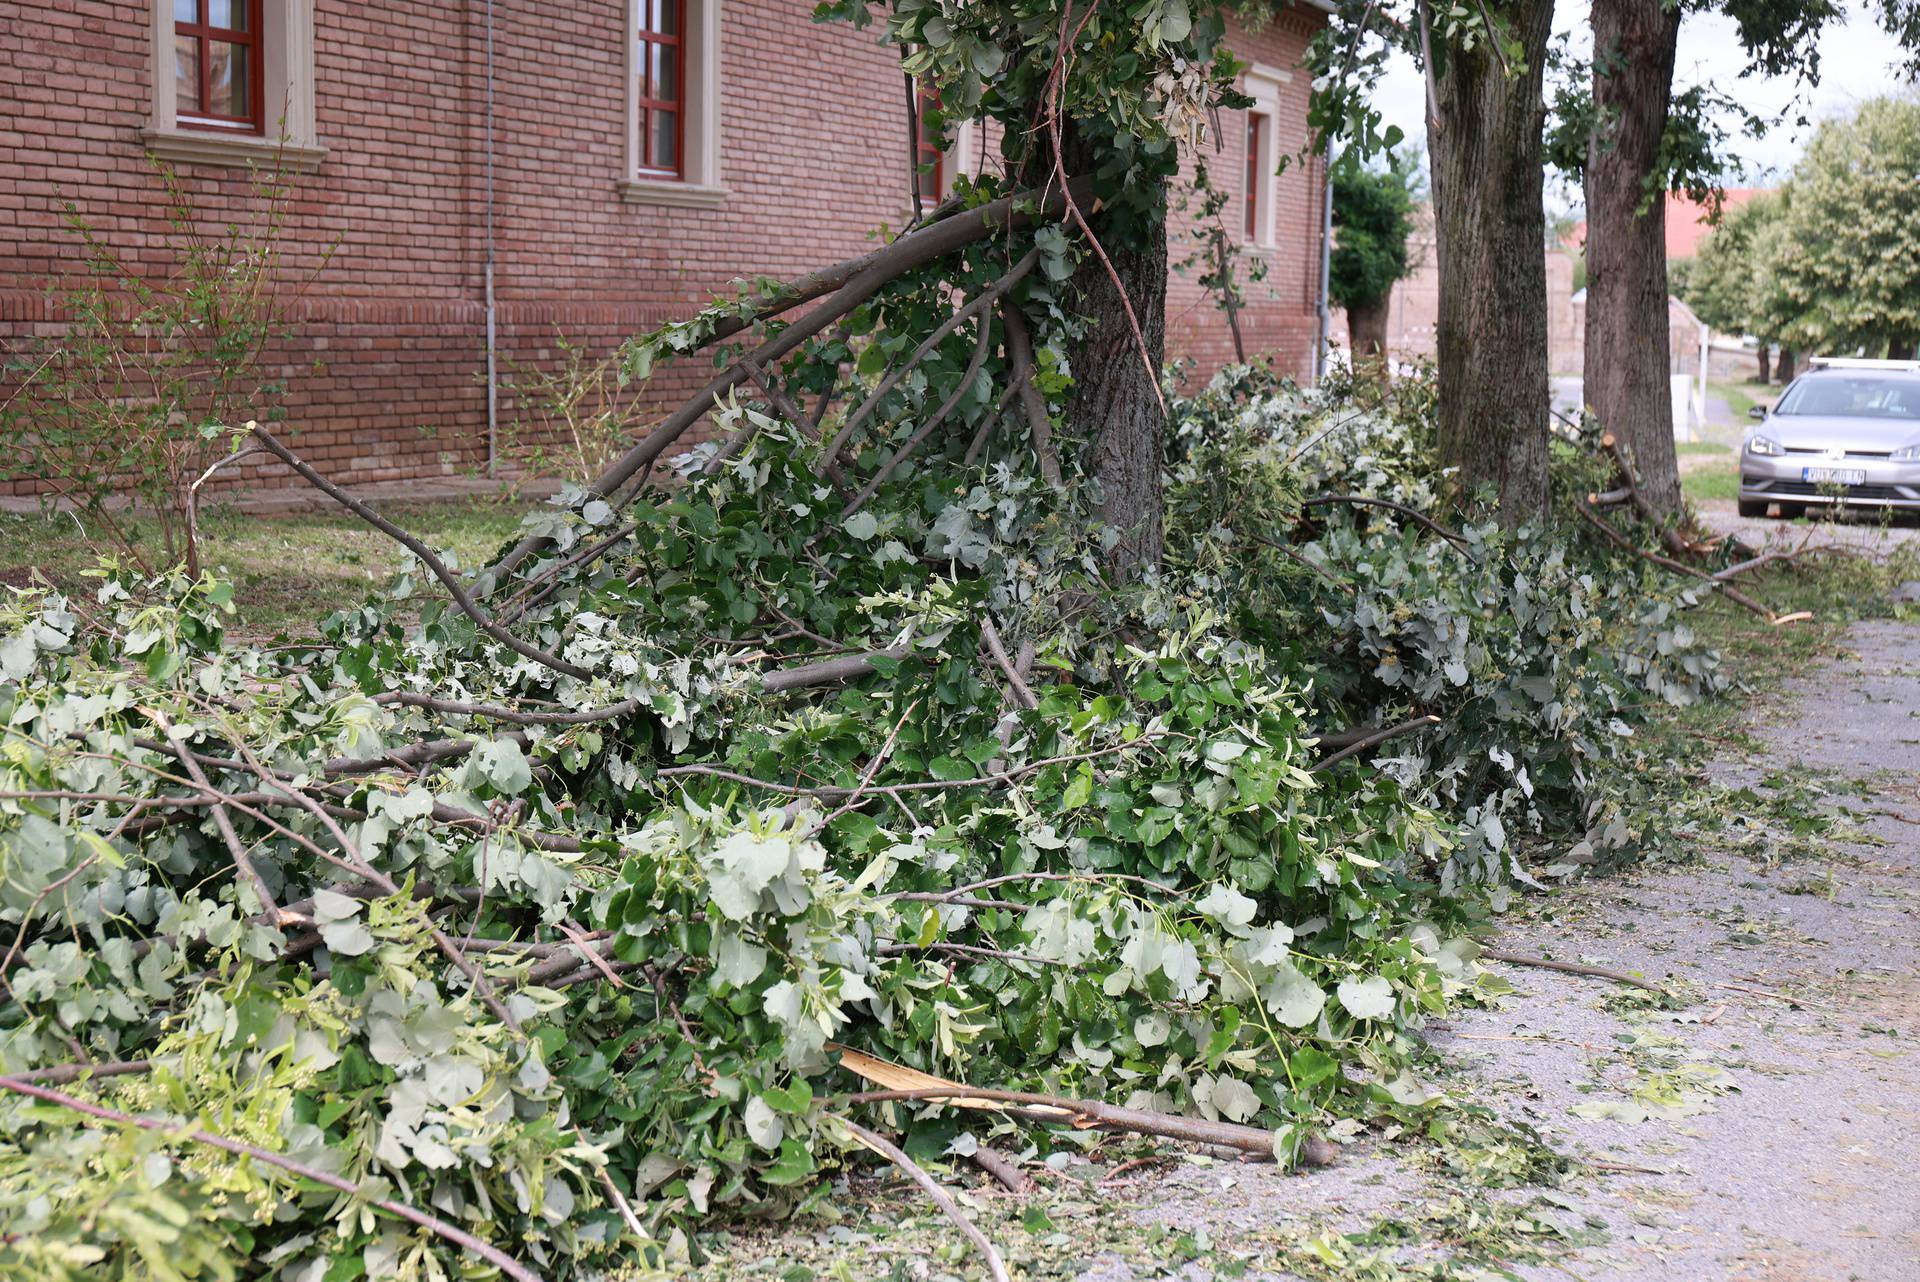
[1755, 344, 1771, 384]
[1775, 347, 1796, 383]
[1428, 0, 1556, 525]
[1042, 124, 1169, 581]
[1890, 337, 1916, 361]
[1583, 0, 1684, 519]
[1348, 296, 1390, 364]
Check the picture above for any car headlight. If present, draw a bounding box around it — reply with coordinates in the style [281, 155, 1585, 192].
[1747, 435, 1783, 457]
[1894, 443, 1920, 462]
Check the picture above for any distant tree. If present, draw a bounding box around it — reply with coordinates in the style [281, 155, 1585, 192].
[1775, 97, 1920, 360]
[1328, 155, 1419, 362]
[1683, 191, 1794, 382]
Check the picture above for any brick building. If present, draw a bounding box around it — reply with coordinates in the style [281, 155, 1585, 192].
[0, 1, 1332, 494]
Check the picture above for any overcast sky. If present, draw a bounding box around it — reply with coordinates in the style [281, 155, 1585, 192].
[1368, 2, 1917, 211]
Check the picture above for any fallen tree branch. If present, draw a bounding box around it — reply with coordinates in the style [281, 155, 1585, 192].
[838, 1117, 1011, 1282]
[969, 1145, 1038, 1195]
[247, 423, 592, 679]
[979, 616, 1038, 711]
[761, 644, 912, 695]
[373, 694, 644, 726]
[157, 715, 282, 921]
[0, 1075, 547, 1282]
[1478, 948, 1664, 994]
[657, 736, 1163, 800]
[839, 301, 1001, 519]
[486, 178, 1098, 590]
[1301, 494, 1470, 550]
[833, 1046, 1333, 1165]
[1576, 502, 1785, 623]
[998, 302, 1063, 486]
[822, 248, 1038, 474]
[1311, 715, 1441, 771]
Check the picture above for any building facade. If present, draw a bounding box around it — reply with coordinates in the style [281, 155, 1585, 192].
[0, 1, 1331, 495]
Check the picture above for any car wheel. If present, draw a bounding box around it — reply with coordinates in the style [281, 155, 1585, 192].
[1737, 499, 1769, 518]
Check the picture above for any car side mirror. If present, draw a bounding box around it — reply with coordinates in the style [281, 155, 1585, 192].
[1748, 405, 1768, 421]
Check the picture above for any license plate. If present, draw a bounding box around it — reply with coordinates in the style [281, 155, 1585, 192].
[1802, 467, 1867, 485]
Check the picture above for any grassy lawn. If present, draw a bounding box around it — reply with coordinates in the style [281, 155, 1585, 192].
[0, 499, 532, 638]
[1683, 461, 1741, 502]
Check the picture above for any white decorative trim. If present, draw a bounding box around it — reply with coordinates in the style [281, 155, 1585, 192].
[616, 178, 728, 209]
[626, 0, 721, 191]
[142, 129, 326, 171]
[148, 0, 321, 160]
[1240, 65, 1288, 249]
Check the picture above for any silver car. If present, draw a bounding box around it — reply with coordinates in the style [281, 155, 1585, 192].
[1739, 359, 1920, 518]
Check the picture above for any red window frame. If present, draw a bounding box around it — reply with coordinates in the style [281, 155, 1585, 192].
[636, 0, 686, 178]
[915, 82, 944, 203]
[174, 0, 265, 135]
[1243, 113, 1265, 242]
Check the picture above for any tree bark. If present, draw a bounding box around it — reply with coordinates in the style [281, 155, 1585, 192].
[1755, 344, 1771, 384]
[1348, 295, 1390, 364]
[1428, 0, 1556, 525]
[1890, 337, 1916, 361]
[1775, 347, 1796, 383]
[1044, 123, 1169, 581]
[1583, 0, 1685, 519]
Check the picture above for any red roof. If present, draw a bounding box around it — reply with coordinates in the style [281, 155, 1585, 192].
[1564, 188, 1769, 260]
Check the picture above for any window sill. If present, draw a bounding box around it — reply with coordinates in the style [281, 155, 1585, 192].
[617, 178, 727, 210]
[140, 128, 327, 173]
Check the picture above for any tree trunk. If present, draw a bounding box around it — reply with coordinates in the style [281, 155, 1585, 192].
[1041, 123, 1169, 581]
[1428, 0, 1556, 525]
[1890, 337, 1916, 361]
[1755, 344, 1770, 384]
[1348, 296, 1390, 364]
[1583, 0, 1684, 519]
[1775, 347, 1796, 383]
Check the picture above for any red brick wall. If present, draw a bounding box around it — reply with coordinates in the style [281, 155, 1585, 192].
[0, 1, 1328, 496]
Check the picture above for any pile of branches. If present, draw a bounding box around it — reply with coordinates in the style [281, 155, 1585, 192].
[0, 183, 1732, 1282]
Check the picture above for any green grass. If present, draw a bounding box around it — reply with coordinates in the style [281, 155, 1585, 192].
[1676, 440, 1730, 456]
[1709, 379, 1771, 424]
[0, 499, 532, 638]
[1682, 462, 1740, 503]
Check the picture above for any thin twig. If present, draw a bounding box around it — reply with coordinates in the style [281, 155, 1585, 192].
[1312, 715, 1440, 771]
[1479, 948, 1664, 994]
[837, 1117, 1012, 1282]
[247, 422, 592, 678]
[1302, 493, 1470, 549]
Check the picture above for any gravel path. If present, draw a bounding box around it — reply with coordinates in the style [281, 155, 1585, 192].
[1079, 617, 1920, 1281]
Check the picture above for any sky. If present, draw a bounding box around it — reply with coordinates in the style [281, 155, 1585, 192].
[1368, 1, 1917, 211]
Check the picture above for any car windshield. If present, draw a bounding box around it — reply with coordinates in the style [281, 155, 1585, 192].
[1774, 375, 1920, 418]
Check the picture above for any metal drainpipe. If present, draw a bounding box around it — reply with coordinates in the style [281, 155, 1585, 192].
[483, 0, 499, 476]
[1314, 145, 1333, 382]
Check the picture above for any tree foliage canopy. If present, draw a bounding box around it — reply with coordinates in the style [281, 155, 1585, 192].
[1772, 96, 1920, 357]
[1328, 156, 1419, 312]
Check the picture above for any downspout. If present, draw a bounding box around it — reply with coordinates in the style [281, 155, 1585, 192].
[1314, 144, 1334, 382]
[483, 0, 498, 476]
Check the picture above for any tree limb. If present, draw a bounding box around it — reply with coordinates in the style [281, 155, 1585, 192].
[246, 423, 593, 679]
[821, 248, 1037, 474]
[838, 1117, 1011, 1282]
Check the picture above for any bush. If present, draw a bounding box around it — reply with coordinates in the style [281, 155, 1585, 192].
[0, 161, 320, 577]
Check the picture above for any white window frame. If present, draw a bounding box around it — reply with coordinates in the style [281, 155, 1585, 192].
[143, 0, 325, 171]
[1240, 62, 1292, 249]
[619, 0, 725, 209]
